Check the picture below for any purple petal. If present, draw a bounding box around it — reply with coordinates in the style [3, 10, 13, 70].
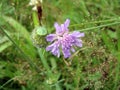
[51, 47, 60, 57]
[63, 19, 70, 31]
[54, 22, 62, 34]
[46, 42, 60, 57]
[62, 48, 71, 58]
[74, 39, 83, 47]
[71, 48, 75, 52]
[46, 43, 55, 51]
[71, 31, 85, 38]
[46, 34, 56, 42]
[61, 24, 65, 32]
[64, 19, 70, 27]
[62, 43, 71, 58]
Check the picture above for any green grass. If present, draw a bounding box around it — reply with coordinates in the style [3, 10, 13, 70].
[0, 0, 120, 90]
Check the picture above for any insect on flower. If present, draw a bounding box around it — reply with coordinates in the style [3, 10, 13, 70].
[46, 19, 85, 58]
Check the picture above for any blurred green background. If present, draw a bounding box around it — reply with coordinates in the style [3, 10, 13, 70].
[0, 0, 120, 90]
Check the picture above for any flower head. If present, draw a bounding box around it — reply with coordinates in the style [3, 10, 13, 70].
[46, 19, 84, 58]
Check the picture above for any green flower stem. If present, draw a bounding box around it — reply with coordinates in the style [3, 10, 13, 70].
[79, 21, 120, 31]
[37, 48, 52, 76]
[70, 17, 120, 27]
[32, 11, 52, 76]
[32, 11, 40, 27]
[32, 9, 61, 88]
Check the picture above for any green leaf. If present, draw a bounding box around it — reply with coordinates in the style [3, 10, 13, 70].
[1, 15, 36, 59]
[0, 41, 12, 53]
[0, 36, 9, 44]
[108, 30, 117, 39]
[1, 16, 31, 42]
[101, 30, 116, 52]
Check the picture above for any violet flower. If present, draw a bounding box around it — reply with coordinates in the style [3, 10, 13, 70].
[46, 19, 84, 58]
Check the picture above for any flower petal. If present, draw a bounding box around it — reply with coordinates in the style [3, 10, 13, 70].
[63, 19, 70, 31]
[46, 43, 55, 51]
[54, 22, 62, 34]
[51, 47, 60, 57]
[61, 43, 71, 58]
[46, 34, 56, 42]
[71, 31, 85, 38]
[64, 19, 70, 28]
[62, 48, 71, 58]
[71, 48, 75, 52]
[61, 24, 65, 32]
[74, 39, 83, 47]
[46, 42, 60, 57]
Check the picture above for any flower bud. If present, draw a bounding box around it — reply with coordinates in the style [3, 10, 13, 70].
[31, 26, 47, 48]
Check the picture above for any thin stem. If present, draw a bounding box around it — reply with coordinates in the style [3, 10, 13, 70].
[70, 17, 120, 27]
[78, 21, 120, 31]
[0, 78, 14, 89]
[32, 11, 52, 76]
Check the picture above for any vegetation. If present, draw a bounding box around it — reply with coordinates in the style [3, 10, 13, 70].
[0, 0, 120, 90]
